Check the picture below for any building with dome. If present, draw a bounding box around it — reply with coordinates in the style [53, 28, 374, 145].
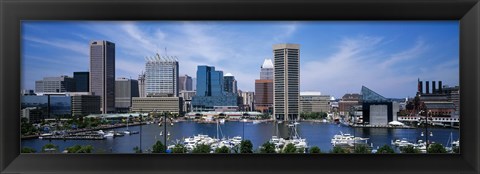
[255, 58, 275, 113]
[260, 58, 274, 80]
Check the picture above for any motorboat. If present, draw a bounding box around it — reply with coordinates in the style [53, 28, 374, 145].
[104, 131, 114, 138]
[331, 132, 369, 146]
[391, 138, 413, 147]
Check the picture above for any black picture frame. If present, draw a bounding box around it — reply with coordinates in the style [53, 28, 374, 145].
[1, 0, 479, 173]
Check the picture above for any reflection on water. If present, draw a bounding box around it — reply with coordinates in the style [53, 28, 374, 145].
[22, 121, 459, 153]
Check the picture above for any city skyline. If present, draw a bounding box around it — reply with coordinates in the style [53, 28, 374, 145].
[22, 21, 459, 98]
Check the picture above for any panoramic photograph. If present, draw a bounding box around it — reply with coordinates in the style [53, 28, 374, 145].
[20, 21, 460, 154]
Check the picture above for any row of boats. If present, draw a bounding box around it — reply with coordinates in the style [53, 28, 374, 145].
[96, 130, 139, 138]
[174, 134, 243, 152]
[38, 129, 139, 140]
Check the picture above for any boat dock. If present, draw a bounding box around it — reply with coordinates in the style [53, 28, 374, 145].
[40, 135, 105, 140]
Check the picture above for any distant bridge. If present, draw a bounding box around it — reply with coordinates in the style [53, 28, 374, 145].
[397, 116, 459, 123]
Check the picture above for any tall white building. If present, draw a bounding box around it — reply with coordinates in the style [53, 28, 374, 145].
[273, 43, 300, 121]
[260, 58, 274, 80]
[145, 54, 179, 97]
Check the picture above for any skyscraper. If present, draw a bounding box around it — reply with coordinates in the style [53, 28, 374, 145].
[260, 58, 274, 80]
[223, 73, 237, 94]
[273, 43, 300, 121]
[196, 65, 224, 97]
[115, 78, 139, 113]
[191, 65, 238, 111]
[74, 72, 89, 92]
[138, 72, 146, 97]
[255, 58, 274, 113]
[145, 54, 179, 97]
[179, 74, 193, 91]
[255, 79, 273, 113]
[90, 40, 115, 114]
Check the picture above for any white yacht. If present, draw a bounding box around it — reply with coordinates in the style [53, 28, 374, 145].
[104, 131, 115, 138]
[331, 132, 369, 146]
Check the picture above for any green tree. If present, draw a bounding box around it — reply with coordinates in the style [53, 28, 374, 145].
[310, 146, 321, 154]
[76, 145, 93, 153]
[240, 140, 253, 153]
[21, 147, 37, 153]
[41, 143, 59, 153]
[192, 144, 211, 153]
[66, 145, 93, 153]
[152, 140, 165, 153]
[21, 117, 38, 136]
[171, 144, 187, 153]
[259, 142, 276, 153]
[215, 146, 230, 153]
[66, 145, 82, 153]
[133, 146, 142, 153]
[354, 144, 370, 154]
[400, 145, 420, 153]
[331, 146, 348, 154]
[297, 147, 305, 153]
[376, 145, 395, 154]
[283, 143, 297, 153]
[427, 143, 447, 153]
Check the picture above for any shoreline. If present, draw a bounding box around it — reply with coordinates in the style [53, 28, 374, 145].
[21, 122, 145, 140]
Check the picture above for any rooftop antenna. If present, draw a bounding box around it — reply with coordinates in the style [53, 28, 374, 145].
[165, 47, 168, 57]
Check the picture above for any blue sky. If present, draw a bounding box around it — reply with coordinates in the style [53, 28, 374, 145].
[21, 21, 459, 98]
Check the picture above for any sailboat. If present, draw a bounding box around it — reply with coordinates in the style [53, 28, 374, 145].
[124, 119, 131, 135]
[445, 132, 460, 153]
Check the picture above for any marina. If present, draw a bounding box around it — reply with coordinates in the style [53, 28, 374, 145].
[22, 121, 460, 153]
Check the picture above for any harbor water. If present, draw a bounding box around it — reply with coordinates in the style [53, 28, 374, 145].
[21, 121, 460, 153]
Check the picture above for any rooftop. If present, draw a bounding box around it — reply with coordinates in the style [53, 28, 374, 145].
[261, 58, 274, 69]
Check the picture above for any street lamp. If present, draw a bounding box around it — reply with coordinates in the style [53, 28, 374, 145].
[423, 110, 433, 151]
[159, 111, 174, 153]
[139, 114, 143, 152]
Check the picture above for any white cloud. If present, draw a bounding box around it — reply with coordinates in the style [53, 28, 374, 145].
[23, 36, 89, 56]
[301, 36, 454, 98]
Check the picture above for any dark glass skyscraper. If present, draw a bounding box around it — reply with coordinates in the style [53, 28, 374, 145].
[115, 78, 139, 113]
[196, 65, 224, 97]
[74, 72, 89, 92]
[223, 73, 237, 94]
[192, 65, 238, 111]
[90, 40, 115, 114]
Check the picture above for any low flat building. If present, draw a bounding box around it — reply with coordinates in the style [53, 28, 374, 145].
[131, 97, 183, 114]
[299, 92, 330, 113]
[338, 93, 361, 116]
[71, 95, 101, 117]
[21, 107, 43, 123]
